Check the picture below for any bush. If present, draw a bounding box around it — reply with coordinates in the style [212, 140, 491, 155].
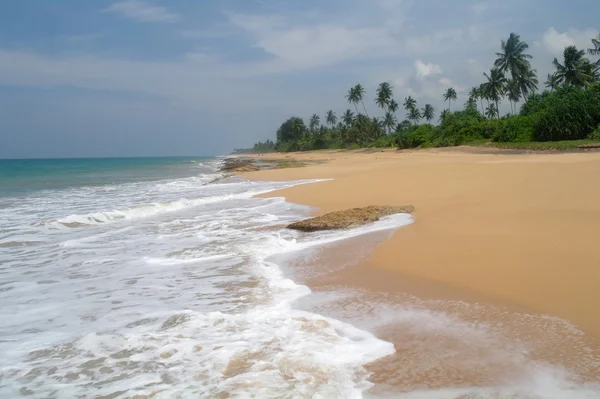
[526, 86, 600, 141]
[396, 131, 413, 149]
[589, 124, 600, 140]
[479, 119, 505, 140]
[411, 124, 435, 147]
[438, 108, 486, 143]
[493, 116, 534, 142]
[369, 136, 396, 148]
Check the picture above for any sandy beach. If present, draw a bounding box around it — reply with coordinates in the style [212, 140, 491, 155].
[241, 147, 600, 392]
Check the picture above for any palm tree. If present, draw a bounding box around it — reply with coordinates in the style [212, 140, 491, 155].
[408, 107, 421, 125]
[438, 109, 449, 123]
[553, 46, 594, 86]
[464, 97, 477, 111]
[354, 84, 369, 116]
[494, 33, 533, 82]
[375, 82, 393, 112]
[516, 69, 538, 100]
[482, 69, 506, 118]
[346, 87, 360, 114]
[588, 34, 600, 66]
[292, 118, 305, 138]
[422, 104, 435, 122]
[388, 99, 399, 116]
[545, 73, 560, 91]
[383, 111, 396, 135]
[309, 114, 320, 132]
[485, 103, 498, 119]
[342, 109, 355, 127]
[326, 110, 337, 127]
[403, 96, 417, 112]
[443, 88, 457, 111]
[506, 79, 520, 115]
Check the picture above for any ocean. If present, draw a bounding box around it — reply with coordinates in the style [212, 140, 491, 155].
[1, 157, 599, 399]
[0, 157, 412, 398]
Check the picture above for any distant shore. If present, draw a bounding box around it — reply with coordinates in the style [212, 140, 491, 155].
[238, 147, 600, 339]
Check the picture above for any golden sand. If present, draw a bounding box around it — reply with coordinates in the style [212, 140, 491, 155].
[242, 148, 600, 338]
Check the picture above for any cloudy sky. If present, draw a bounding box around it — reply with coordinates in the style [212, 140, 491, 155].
[0, 0, 598, 158]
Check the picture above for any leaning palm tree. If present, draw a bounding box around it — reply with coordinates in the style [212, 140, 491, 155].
[545, 73, 560, 91]
[443, 87, 457, 111]
[407, 107, 421, 125]
[375, 82, 393, 112]
[553, 45, 594, 86]
[482, 69, 506, 118]
[494, 33, 533, 83]
[345, 87, 360, 114]
[422, 104, 435, 122]
[353, 84, 369, 116]
[325, 110, 337, 128]
[342, 109, 355, 127]
[403, 96, 417, 112]
[383, 111, 396, 135]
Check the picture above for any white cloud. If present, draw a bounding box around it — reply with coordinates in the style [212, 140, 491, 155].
[414, 59, 442, 79]
[542, 27, 598, 55]
[105, 1, 180, 23]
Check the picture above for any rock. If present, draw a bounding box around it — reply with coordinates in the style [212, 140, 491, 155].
[219, 158, 259, 172]
[287, 205, 414, 232]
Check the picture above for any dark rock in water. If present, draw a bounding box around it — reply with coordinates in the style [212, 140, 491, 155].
[220, 158, 260, 172]
[287, 205, 415, 232]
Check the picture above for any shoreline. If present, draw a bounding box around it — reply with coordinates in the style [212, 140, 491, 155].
[238, 148, 600, 339]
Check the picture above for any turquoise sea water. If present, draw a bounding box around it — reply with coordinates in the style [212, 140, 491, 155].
[0, 157, 216, 197]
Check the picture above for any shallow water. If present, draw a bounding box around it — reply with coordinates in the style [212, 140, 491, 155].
[0, 157, 413, 398]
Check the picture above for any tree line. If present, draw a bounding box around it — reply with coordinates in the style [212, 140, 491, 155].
[233, 33, 600, 153]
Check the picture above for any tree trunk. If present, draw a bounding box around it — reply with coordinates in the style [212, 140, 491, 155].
[360, 100, 369, 117]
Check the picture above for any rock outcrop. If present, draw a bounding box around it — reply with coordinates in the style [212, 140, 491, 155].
[287, 205, 414, 232]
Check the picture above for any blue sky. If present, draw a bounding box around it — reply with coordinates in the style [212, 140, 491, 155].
[0, 0, 598, 158]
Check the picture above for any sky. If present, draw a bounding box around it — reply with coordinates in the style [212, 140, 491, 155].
[0, 0, 598, 158]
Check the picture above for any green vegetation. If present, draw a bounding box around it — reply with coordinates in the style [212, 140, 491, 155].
[235, 33, 600, 154]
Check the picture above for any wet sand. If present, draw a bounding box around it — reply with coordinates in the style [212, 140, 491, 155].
[241, 148, 600, 338]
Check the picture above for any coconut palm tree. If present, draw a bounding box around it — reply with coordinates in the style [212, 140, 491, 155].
[516, 69, 538, 100]
[481, 69, 506, 118]
[438, 109, 449, 123]
[408, 107, 421, 125]
[388, 99, 399, 116]
[309, 114, 320, 132]
[383, 111, 396, 135]
[422, 104, 435, 122]
[494, 33, 533, 83]
[325, 110, 337, 128]
[403, 96, 417, 112]
[346, 86, 360, 114]
[506, 79, 521, 115]
[342, 109, 355, 127]
[545, 73, 560, 91]
[353, 84, 369, 116]
[464, 97, 477, 111]
[588, 34, 600, 65]
[485, 103, 498, 119]
[443, 88, 457, 111]
[553, 46, 594, 86]
[375, 82, 393, 112]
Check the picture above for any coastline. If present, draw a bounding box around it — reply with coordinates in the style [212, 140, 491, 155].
[239, 148, 600, 339]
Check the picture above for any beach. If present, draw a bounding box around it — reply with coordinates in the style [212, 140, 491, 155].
[242, 147, 600, 394]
